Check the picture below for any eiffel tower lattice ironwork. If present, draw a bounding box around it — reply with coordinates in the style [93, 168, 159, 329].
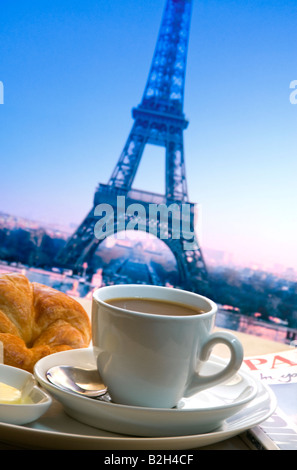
[56, 0, 209, 294]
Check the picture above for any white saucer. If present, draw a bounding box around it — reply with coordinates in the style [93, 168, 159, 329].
[34, 348, 260, 437]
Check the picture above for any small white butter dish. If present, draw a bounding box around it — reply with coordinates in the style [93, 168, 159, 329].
[0, 364, 52, 425]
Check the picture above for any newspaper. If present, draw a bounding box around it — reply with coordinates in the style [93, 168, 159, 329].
[241, 348, 297, 450]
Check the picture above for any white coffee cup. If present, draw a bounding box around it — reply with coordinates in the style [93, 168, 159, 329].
[92, 284, 243, 408]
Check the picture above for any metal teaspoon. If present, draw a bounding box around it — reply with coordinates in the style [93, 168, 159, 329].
[46, 365, 108, 398]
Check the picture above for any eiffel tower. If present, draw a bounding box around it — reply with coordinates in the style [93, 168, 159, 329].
[56, 0, 209, 294]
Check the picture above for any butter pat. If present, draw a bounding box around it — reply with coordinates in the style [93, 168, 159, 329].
[0, 382, 22, 404]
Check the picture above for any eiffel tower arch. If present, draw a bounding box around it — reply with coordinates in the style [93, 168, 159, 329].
[56, 0, 209, 295]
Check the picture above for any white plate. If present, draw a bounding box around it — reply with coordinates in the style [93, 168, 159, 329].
[35, 348, 259, 437]
[0, 362, 275, 450]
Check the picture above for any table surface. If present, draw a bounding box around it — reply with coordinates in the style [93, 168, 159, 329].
[0, 297, 292, 450]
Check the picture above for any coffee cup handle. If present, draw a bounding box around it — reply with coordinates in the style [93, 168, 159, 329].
[184, 331, 244, 397]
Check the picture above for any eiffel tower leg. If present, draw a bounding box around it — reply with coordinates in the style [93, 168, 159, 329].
[163, 234, 209, 295]
[55, 208, 100, 273]
[108, 118, 148, 190]
[166, 131, 188, 201]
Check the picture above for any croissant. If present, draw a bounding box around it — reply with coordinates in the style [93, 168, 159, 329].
[0, 272, 91, 372]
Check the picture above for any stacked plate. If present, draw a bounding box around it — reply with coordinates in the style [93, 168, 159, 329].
[0, 348, 276, 449]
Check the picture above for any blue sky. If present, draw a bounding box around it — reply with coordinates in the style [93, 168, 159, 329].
[1, 0, 297, 272]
